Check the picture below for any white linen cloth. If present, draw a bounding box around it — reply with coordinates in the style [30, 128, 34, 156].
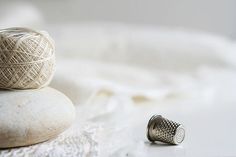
[0, 24, 236, 157]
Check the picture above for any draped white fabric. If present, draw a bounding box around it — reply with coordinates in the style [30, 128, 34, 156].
[1, 24, 236, 156]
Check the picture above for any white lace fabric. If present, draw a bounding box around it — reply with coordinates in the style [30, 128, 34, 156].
[0, 24, 236, 157]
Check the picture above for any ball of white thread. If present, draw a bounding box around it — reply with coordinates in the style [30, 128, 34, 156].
[0, 27, 55, 89]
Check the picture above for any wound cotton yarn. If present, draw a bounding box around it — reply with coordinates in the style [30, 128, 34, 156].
[0, 27, 55, 89]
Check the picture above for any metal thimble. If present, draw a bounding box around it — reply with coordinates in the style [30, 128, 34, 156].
[147, 115, 185, 145]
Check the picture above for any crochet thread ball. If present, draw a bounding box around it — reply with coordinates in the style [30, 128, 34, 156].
[0, 27, 55, 89]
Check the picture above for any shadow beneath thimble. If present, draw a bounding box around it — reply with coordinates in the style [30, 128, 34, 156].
[144, 141, 173, 147]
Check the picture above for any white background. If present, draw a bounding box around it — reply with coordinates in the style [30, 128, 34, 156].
[0, 0, 236, 38]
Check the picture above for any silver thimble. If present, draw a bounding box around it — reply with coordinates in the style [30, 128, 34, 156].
[147, 115, 185, 145]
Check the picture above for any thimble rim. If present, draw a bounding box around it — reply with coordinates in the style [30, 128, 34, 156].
[146, 114, 162, 142]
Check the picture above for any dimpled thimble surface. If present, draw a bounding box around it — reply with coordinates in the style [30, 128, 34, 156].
[147, 115, 185, 145]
